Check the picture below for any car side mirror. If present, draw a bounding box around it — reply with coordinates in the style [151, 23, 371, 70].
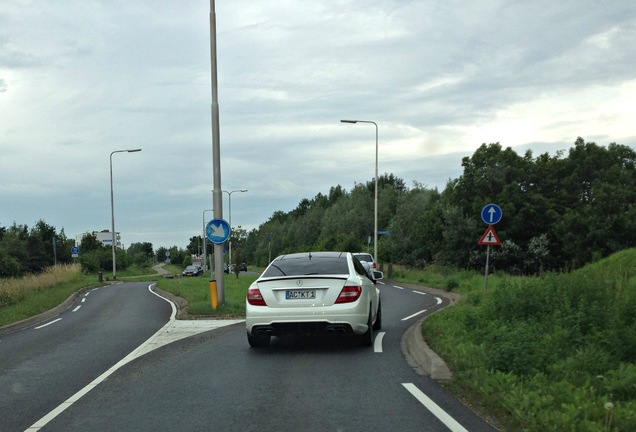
[372, 270, 383, 281]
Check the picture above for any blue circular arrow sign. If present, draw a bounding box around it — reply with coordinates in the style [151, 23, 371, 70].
[481, 203, 502, 225]
[205, 218, 231, 244]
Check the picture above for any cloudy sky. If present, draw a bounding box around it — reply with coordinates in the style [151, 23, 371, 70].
[1, 0, 635, 251]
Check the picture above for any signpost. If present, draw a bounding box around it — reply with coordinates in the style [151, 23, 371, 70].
[480, 204, 502, 290]
[205, 218, 231, 311]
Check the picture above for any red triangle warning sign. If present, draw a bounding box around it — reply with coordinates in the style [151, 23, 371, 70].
[478, 225, 501, 246]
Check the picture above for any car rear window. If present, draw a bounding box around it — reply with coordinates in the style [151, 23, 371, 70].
[262, 256, 349, 277]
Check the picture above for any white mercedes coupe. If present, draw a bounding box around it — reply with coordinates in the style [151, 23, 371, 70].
[246, 251, 382, 348]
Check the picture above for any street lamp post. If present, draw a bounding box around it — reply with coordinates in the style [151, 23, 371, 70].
[202, 208, 213, 272]
[110, 148, 141, 280]
[223, 189, 248, 266]
[340, 119, 379, 265]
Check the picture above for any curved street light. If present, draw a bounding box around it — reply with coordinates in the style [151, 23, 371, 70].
[340, 119, 379, 265]
[110, 148, 141, 279]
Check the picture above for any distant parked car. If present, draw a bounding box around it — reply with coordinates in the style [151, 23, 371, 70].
[227, 263, 247, 273]
[245, 251, 382, 348]
[353, 252, 376, 268]
[182, 265, 203, 277]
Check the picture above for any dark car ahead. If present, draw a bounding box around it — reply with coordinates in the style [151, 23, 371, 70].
[182, 265, 203, 276]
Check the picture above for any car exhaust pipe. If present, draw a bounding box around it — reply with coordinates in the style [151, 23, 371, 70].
[326, 325, 350, 334]
[254, 327, 275, 337]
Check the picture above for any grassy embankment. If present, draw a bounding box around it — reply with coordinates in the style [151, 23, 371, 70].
[411, 249, 636, 432]
[0, 264, 97, 326]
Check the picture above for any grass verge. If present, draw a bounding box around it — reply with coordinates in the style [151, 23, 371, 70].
[155, 273, 257, 318]
[0, 264, 99, 327]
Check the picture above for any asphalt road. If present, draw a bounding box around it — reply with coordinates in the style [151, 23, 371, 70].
[0, 282, 172, 432]
[0, 280, 499, 432]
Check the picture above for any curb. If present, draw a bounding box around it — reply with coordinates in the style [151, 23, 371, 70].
[388, 280, 457, 381]
[402, 315, 453, 380]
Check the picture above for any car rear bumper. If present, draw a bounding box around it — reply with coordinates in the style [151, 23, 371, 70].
[250, 322, 357, 337]
[246, 307, 369, 336]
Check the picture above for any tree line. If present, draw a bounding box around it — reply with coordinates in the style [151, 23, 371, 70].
[2, 137, 634, 277]
[0, 223, 195, 278]
[240, 137, 636, 274]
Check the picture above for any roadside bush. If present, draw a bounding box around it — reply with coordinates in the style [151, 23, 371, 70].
[79, 251, 101, 273]
[445, 278, 459, 291]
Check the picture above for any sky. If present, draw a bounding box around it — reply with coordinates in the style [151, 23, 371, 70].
[1, 0, 635, 251]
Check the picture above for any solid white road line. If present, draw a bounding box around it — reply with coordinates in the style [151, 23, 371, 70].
[34, 318, 62, 330]
[374, 331, 385, 353]
[401, 309, 427, 321]
[402, 383, 469, 432]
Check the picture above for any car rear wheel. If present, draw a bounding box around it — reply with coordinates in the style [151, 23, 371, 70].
[372, 299, 382, 331]
[360, 310, 374, 347]
[247, 331, 271, 348]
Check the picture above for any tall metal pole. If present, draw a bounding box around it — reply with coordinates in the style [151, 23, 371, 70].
[210, 0, 225, 304]
[340, 120, 379, 265]
[110, 148, 141, 280]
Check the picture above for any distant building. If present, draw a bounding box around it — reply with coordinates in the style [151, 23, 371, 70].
[75, 230, 123, 248]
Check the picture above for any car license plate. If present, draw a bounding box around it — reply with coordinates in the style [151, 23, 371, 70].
[286, 290, 316, 300]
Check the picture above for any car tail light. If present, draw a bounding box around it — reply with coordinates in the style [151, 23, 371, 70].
[247, 288, 267, 306]
[336, 285, 362, 304]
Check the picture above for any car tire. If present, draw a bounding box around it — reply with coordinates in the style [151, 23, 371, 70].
[373, 299, 382, 331]
[247, 331, 270, 348]
[360, 310, 374, 347]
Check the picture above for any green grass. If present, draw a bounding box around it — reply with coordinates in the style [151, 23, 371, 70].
[156, 273, 257, 318]
[388, 263, 503, 294]
[0, 265, 100, 326]
[422, 249, 636, 432]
